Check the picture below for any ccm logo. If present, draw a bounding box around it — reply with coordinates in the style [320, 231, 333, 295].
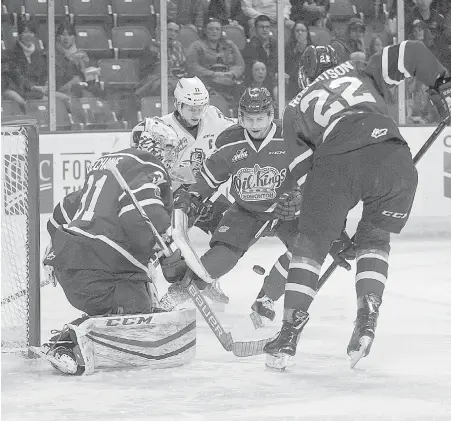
[382, 211, 407, 218]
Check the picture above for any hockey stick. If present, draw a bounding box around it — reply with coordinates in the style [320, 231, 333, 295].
[104, 161, 234, 352]
[317, 118, 449, 292]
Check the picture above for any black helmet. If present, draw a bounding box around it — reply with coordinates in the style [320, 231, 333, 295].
[238, 87, 274, 115]
[298, 45, 339, 89]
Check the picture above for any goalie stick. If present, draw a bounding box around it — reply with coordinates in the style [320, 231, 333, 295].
[104, 161, 234, 352]
[317, 118, 450, 292]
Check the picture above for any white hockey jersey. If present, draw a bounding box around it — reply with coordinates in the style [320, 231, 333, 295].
[161, 105, 235, 174]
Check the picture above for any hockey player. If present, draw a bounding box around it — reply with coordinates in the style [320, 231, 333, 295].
[264, 42, 451, 368]
[135, 76, 236, 233]
[136, 77, 237, 303]
[163, 87, 312, 317]
[39, 117, 192, 374]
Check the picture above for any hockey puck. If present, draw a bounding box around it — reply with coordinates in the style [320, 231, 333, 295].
[253, 265, 265, 275]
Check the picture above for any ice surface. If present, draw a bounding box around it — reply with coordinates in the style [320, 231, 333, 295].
[2, 234, 451, 421]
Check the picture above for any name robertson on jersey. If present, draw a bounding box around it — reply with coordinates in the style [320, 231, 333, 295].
[233, 164, 287, 201]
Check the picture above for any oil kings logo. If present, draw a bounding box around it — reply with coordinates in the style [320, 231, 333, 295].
[232, 164, 287, 201]
[190, 148, 205, 174]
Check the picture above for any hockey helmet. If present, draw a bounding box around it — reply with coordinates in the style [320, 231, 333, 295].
[173, 77, 209, 125]
[238, 87, 274, 139]
[130, 117, 179, 169]
[298, 45, 339, 89]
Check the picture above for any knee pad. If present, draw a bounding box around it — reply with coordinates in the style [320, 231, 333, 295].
[201, 242, 244, 279]
[355, 221, 391, 255]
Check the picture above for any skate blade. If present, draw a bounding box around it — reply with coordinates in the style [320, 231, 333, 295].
[265, 353, 289, 371]
[249, 311, 265, 329]
[29, 346, 78, 374]
[348, 336, 372, 368]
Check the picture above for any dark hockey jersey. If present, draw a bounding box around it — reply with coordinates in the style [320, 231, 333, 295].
[190, 122, 311, 219]
[44, 148, 173, 275]
[47, 189, 83, 240]
[283, 41, 447, 180]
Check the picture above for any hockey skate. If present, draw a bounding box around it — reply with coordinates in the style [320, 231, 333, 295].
[264, 309, 309, 371]
[30, 345, 82, 375]
[347, 293, 382, 368]
[250, 292, 275, 329]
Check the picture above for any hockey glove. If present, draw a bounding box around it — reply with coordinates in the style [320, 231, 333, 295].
[272, 186, 303, 221]
[173, 187, 205, 227]
[329, 230, 356, 271]
[429, 72, 451, 123]
[160, 249, 188, 284]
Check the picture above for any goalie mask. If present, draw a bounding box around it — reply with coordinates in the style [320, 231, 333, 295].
[238, 87, 274, 139]
[298, 45, 339, 89]
[131, 117, 179, 169]
[174, 77, 210, 127]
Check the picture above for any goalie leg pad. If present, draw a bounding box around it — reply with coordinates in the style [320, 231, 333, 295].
[82, 309, 197, 371]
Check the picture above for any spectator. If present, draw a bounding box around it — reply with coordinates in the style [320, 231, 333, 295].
[291, 0, 330, 27]
[135, 21, 188, 97]
[1, 52, 33, 111]
[241, 0, 294, 33]
[208, 0, 248, 29]
[242, 15, 278, 84]
[243, 60, 276, 99]
[9, 19, 48, 100]
[367, 34, 384, 57]
[186, 17, 245, 104]
[330, 17, 366, 63]
[285, 21, 313, 99]
[55, 21, 99, 98]
[167, 0, 205, 32]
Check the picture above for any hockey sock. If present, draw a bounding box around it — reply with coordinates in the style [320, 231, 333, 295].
[262, 251, 291, 301]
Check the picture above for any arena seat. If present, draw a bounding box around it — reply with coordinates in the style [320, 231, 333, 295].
[75, 25, 113, 59]
[1, 21, 18, 50]
[140, 96, 176, 118]
[70, 97, 125, 130]
[111, 0, 153, 26]
[328, 0, 357, 20]
[68, 0, 112, 25]
[24, 0, 68, 21]
[223, 24, 247, 50]
[99, 59, 139, 89]
[1, 101, 24, 117]
[179, 25, 200, 50]
[25, 99, 73, 131]
[111, 26, 152, 58]
[2, 0, 23, 25]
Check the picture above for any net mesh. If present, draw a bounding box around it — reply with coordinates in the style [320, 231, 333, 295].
[1, 125, 31, 349]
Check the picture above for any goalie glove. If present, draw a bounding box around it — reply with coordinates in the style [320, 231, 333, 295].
[429, 72, 451, 123]
[329, 230, 356, 271]
[272, 186, 303, 221]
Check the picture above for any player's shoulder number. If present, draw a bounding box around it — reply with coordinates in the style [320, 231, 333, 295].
[289, 76, 376, 128]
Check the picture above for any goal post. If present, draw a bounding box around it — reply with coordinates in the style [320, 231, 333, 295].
[1, 118, 41, 350]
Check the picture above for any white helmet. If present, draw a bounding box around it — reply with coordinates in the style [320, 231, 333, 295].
[174, 77, 209, 107]
[174, 77, 209, 126]
[130, 117, 179, 169]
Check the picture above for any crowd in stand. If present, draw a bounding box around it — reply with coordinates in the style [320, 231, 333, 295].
[2, 0, 450, 130]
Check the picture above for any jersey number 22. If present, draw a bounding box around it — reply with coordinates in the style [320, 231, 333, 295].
[299, 77, 376, 127]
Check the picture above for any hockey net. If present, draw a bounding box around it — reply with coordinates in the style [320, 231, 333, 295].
[1, 120, 40, 351]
